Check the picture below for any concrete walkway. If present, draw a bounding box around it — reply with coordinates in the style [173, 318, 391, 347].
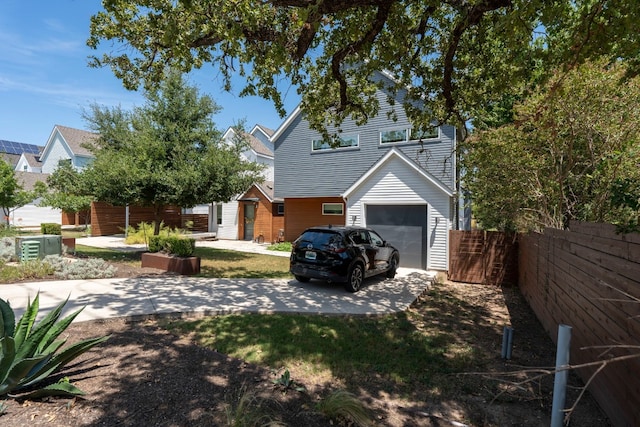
[3, 236, 434, 321]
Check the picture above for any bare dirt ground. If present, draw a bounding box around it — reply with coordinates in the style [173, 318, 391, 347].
[1, 262, 611, 426]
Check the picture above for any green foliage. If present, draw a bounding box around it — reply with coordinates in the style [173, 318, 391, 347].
[316, 390, 372, 427]
[40, 223, 62, 235]
[0, 237, 16, 262]
[39, 161, 93, 226]
[43, 255, 117, 280]
[271, 369, 305, 393]
[266, 242, 291, 252]
[609, 177, 640, 233]
[148, 236, 195, 257]
[464, 60, 640, 231]
[124, 222, 180, 245]
[87, 1, 640, 135]
[82, 72, 264, 235]
[0, 293, 109, 399]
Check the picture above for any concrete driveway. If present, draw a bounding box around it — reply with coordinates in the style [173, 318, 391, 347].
[3, 237, 435, 321]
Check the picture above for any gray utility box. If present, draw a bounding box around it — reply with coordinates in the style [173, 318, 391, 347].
[15, 235, 62, 260]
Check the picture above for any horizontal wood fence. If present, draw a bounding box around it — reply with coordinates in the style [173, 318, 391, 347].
[519, 221, 640, 427]
[91, 202, 182, 236]
[448, 230, 518, 285]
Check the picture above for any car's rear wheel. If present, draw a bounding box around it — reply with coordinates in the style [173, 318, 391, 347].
[386, 254, 399, 279]
[294, 275, 310, 283]
[345, 263, 364, 292]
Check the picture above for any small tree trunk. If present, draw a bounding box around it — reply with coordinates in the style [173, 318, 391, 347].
[153, 205, 163, 235]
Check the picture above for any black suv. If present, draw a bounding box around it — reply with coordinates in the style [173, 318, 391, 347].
[290, 226, 400, 292]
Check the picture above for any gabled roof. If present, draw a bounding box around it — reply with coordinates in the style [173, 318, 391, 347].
[53, 125, 99, 157]
[270, 70, 406, 144]
[1, 153, 20, 168]
[251, 124, 275, 139]
[23, 153, 42, 167]
[241, 180, 283, 203]
[246, 132, 273, 157]
[342, 148, 454, 199]
[15, 171, 49, 191]
[222, 127, 273, 158]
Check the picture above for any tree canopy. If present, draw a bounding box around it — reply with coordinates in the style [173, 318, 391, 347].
[82, 72, 264, 234]
[463, 60, 640, 232]
[88, 1, 640, 133]
[39, 160, 94, 226]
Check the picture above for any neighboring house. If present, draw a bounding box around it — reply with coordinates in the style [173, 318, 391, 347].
[237, 181, 284, 243]
[39, 125, 98, 173]
[0, 139, 56, 227]
[15, 152, 43, 173]
[10, 171, 61, 227]
[273, 71, 458, 271]
[193, 124, 276, 239]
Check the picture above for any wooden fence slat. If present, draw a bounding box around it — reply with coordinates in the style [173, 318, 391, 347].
[518, 221, 640, 427]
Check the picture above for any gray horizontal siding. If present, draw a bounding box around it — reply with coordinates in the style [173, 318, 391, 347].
[274, 83, 455, 199]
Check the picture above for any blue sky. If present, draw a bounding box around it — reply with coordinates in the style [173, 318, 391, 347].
[0, 0, 300, 146]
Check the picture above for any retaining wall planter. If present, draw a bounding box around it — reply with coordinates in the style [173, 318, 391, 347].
[141, 252, 201, 275]
[62, 237, 76, 253]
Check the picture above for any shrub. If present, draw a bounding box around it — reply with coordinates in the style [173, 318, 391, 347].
[0, 237, 16, 262]
[316, 389, 372, 427]
[41, 223, 62, 235]
[124, 221, 185, 245]
[0, 293, 110, 399]
[267, 242, 292, 252]
[148, 235, 195, 257]
[43, 255, 117, 280]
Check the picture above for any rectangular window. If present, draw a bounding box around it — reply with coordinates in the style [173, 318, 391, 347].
[312, 134, 359, 151]
[322, 203, 344, 215]
[380, 129, 408, 144]
[410, 126, 439, 140]
[276, 203, 284, 215]
[216, 204, 223, 225]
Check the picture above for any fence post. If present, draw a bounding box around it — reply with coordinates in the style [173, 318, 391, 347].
[551, 324, 572, 427]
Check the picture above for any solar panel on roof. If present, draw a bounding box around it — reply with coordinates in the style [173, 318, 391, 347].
[0, 140, 42, 155]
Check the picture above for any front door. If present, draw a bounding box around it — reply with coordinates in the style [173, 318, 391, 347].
[243, 203, 255, 241]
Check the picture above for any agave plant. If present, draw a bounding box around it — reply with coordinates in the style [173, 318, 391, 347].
[0, 293, 109, 399]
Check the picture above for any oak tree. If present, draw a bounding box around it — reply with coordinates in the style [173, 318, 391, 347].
[88, 1, 640, 134]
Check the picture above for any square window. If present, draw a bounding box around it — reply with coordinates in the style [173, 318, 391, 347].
[322, 203, 344, 215]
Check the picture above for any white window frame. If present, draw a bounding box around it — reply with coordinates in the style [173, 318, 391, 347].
[410, 126, 439, 140]
[380, 126, 440, 145]
[216, 204, 223, 225]
[312, 134, 359, 152]
[380, 128, 408, 144]
[322, 203, 344, 215]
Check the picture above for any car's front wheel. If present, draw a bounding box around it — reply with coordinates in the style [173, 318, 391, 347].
[345, 263, 364, 292]
[295, 275, 311, 283]
[386, 254, 399, 279]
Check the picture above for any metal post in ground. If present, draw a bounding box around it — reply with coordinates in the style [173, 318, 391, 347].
[551, 324, 572, 427]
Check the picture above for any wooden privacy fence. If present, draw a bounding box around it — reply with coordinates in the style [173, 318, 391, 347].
[90, 202, 209, 236]
[448, 230, 518, 285]
[519, 221, 640, 427]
